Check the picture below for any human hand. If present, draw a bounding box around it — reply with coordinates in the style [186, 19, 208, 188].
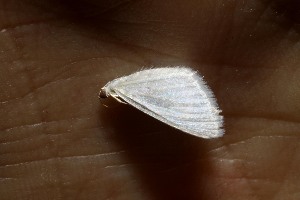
[1, 0, 300, 199]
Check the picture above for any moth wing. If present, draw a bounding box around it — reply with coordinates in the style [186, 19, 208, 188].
[112, 68, 223, 138]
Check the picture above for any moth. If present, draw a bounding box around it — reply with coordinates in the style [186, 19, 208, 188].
[99, 67, 224, 138]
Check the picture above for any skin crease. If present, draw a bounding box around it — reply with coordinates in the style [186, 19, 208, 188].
[0, 0, 300, 199]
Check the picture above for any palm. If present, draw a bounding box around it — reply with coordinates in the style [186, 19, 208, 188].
[1, 0, 300, 199]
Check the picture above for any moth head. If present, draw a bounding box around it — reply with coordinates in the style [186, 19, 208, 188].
[99, 87, 109, 99]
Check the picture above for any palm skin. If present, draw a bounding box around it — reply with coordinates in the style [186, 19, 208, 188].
[1, 0, 300, 199]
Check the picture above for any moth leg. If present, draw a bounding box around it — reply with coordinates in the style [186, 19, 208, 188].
[111, 93, 127, 104]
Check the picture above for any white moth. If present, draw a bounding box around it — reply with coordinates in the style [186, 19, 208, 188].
[99, 67, 224, 138]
